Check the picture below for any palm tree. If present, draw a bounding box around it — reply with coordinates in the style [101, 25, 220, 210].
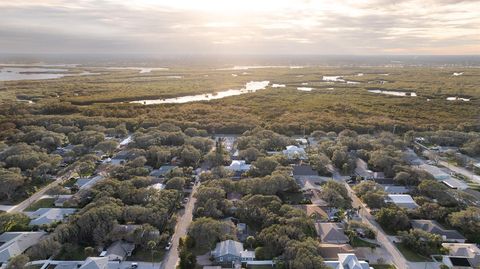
[147, 240, 156, 268]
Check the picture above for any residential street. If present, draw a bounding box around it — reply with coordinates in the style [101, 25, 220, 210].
[161, 183, 199, 269]
[438, 159, 480, 184]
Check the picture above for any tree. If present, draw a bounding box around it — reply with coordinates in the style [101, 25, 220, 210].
[178, 237, 196, 269]
[361, 190, 387, 209]
[320, 188, 348, 209]
[246, 236, 255, 249]
[249, 157, 279, 177]
[399, 229, 443, 256]
[375, 207, 410, 233]
[147, 240, 156, 268]
[0, 212, 30, 233]
[448, 207, 480, 243]
[309, 153, 332, 176]
[0, 168, 25, 201]
[239, 147, 261, 163]
[84, 246, 95, 257]
[94, 140, 119, 154]
[180, 145, 201, 167]
[187, 217, 235, 251]
[283, 238, 328, 269]
[26, 238, 62, 260]
[5, 254, 29, 269]
[165, 177, 185, 191]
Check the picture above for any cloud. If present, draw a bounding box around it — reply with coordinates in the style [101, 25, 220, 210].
[0, 0, 478, 54]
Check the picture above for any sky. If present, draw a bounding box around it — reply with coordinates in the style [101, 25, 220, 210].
[0, 0, 479, 55]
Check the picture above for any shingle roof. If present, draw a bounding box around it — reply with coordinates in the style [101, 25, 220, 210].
[78, 257, 109, 269]
[411, 220, 466, 240]
[315, 223, 349, 243]
[0, 232, 45, 263]
[211, 240, 244, 257]
[27, 208, 77, 226]
[293, 165, 318, 176]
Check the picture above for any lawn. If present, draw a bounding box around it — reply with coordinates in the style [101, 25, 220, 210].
[54, 244, 91, 260]
[127, 248, 165, 262]
[371, 265, 396, 269]
[25, 198, 56, 211]
[394, 243, 431, 262]
[350, 237, 379, 248]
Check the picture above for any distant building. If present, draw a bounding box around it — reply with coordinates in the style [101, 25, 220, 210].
[411, 220, 466, 243]
[26, 208, 76, 226]
[315, 223, 349, 244]
[381, 185, 410, 194]
[0, 232, 45, 265]
[419, 164, 450, 180]
[282, 145, 308, 161]
[225, 160, 251, 178]
[441, 243, 480, 268]
[386, 194, 418, 209]
[149, 165, 177, 178]
[211, 240, 255, 265]
[292, 164, 320, 181]
[324, 253, 373, 269]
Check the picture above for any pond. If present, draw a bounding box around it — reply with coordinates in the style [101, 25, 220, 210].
[106, 67, 169, 73]
[447, 97, 470, 101]
[131, 81, 270, 105]
[368, 90, 417, 97]
[0, 67, 98, 81]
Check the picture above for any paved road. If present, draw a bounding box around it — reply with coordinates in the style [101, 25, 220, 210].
[7, 171, 73, 213]
[345, 183, 407, 268]
[438, 159, 480, 184]
[161, 183, 199, 269]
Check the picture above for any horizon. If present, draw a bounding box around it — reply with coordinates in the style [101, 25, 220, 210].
[1, 0, 479, 55]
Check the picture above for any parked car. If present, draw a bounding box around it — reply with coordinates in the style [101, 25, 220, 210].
[165, 240, 173, 250]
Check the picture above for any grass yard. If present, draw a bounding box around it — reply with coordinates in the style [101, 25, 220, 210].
[371, 265, 397, 269]
[25, 198, 56, 211]
[394, 243, 431, 262]
[55, 244, 91, 260]
[127, 248, 165, 262]
[350, 237, 379, 248]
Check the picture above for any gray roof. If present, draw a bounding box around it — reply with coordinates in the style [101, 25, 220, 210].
[315, 223, 349, 244]
[293, 165, 319, 176]
[211, 240, 244, 258]
[105, 240, 135, 261]
[26, 208, 77, 226]
[150, 165, 177, 177]
[0, 232, 45, 263]
[411, 220, 466, 241]
[79, 257, 109, 269]
[381, 185, 409, 194]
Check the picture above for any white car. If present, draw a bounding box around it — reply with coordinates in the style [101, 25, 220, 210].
[165, 240, 173, 250]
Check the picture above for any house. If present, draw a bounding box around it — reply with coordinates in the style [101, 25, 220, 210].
[104, 240, 135, 261]
[282, 145, 308, 160]
[26, 208, 77, 226]
[78, 257, 109, 269]
[292, 165, 321, 180]
[411, 220, 466, 243]
[0, 232, 45, 265]
[441, 243, 480, 268]
[386, 194, 418, 209]
[149, 165, 177, 178]
[442, 177, 468, 190]
[419, 164, 450, 180]
[54, 195, 73, 207]
[381, 185, 410, 194]
[225, 160, 251, 178]
[211, 240, 255, 265]
[315, 223, 349, 244]
[324, 253, 373, 269]
[75, 175, 104, 190]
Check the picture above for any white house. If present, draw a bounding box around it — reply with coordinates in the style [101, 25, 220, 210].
[282, 145, 308, 160]
[324, 253, 373, 269]
[386, 194, 418, 209]
[225, 160, 251, 172]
